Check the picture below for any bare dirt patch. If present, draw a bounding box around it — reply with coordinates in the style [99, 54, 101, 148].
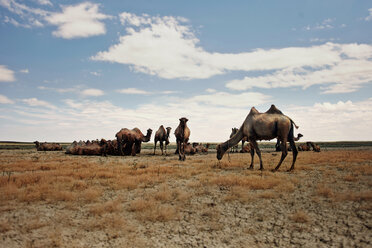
[0, 149, 371, 247]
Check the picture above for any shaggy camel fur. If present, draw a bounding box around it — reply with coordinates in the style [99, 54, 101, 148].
[116, 128, 152, 156]
[34, 141, 62, 151]
[174, 117, 190, 160]
[153, 125, 172, 155]
[183, 143, 196, 155]
[216, 105, 299, 171]
[193, 143, 210, 154]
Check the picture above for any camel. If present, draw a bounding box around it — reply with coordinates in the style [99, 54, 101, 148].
[275, 133, 303, 151]
[193, 143, 210, 154]
[174, 117, 190, 161]
[298, 143, 310, 151]
[65, 139, 108, 156]
[116, 128, 152, 156]
[229, 128, 239, 153]
[216, 105, 299, 171]
[34, 141, 62, 151]
[307, 141, 321, 152]
[183, 143, 196, 155]
[153, 125, 172, 155]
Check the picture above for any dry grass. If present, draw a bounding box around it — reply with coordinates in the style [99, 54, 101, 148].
[291, 210, 311, 223]
[0, 148, 371, 246]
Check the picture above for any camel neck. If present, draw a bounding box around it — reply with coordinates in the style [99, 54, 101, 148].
[222, 127, 244, 152]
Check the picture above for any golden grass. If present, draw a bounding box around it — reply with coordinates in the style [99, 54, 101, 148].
[291, 210, 310, 223]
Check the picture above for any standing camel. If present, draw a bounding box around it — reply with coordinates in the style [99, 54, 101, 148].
[216, 105, 299, 171]
[153, 125, 172, 155]
[116, 128, 152, 156]
[174, 117, 190, 161]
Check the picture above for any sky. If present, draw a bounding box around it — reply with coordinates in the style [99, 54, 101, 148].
[0, 0, 371, 143]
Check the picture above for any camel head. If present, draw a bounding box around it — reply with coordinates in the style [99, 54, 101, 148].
[216, 143, 227, 160]
[179, 117, 188, 127]
[166, 127, 172, 135]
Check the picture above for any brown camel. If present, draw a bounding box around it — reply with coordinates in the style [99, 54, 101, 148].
[116, 128, 152, 156]
[183, 143, 196, 155]
[65, 139, 107, 156]
[307, 141, 321, 152]
[275, 133, 303, 151]
[153, 125, 172, 155]
[229, 128, 239, 153]
[174, 117, 190, 160]
[34, 141, 62, 151]
[216, 105, 299, 171]
[193, 143, 210, 154]
[298, 143, 310, 151]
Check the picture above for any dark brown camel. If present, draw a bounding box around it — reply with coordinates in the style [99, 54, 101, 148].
[116, 128, 152, 156]
[153, 125, 172, 155]
[216, 105, 299, 171]
[174, 117, 190, 161]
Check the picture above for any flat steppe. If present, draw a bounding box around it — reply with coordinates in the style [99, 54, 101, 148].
[0, 145, 371, 247]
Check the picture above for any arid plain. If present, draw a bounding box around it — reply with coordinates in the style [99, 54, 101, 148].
[0, 145, 371, 247]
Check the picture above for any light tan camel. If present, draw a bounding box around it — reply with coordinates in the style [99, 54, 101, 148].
[153, 125, 172, 155]
[216, 105, 299, 171]
[116, 128, 152, 156]
[174, 117, 190, 160]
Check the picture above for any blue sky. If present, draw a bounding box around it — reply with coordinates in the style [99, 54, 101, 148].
[0, 0, 371, 142]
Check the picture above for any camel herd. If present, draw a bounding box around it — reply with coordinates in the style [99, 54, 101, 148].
[34, 105, 322, 171]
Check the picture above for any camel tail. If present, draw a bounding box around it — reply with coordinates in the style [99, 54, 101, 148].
[290, 119, 299, 129]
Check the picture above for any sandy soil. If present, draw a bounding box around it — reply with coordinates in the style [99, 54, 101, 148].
[0, 148, 371, 247]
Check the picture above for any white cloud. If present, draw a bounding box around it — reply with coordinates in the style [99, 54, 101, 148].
[117, 88, 152, 95]
[0, 94, 14, 104]
[44, 2, 111, 39]
[0, 65, 16, 82]
[92, 13, 356, 82]
[303, 18, 334, 31]
[2, 94, 372, 142]
[189, 91, 271, 108]
[0, 0, 49, 28]
[21, 97, 56, 109]
[35, 0, 52, 6]
[226, 43, 372, 94]
[19, 68, 29, 73]
[286, 98, 372, 141]
[81, 88, 104, 97]
[206, 88, 217, 93]
[90, 71, 101, 76]
[365, 8, 372, 21]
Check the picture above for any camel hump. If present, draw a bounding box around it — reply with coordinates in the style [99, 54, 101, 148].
[265, 104, 283, 115]
[249, 107, 259, 115]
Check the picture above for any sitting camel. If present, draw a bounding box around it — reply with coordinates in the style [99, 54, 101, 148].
[193, 143, 210, 154]
[298, 143, 311, 151]
[216, 105, 299, 171]
[65, 139, 108, 156]
[116, 128, 152, 156]
[174, 117, 190, 161]
[34, 141, 62, 151]
[153, 125, 172, 155]
[183, 143, 196, 155]
[307, 141, 321, 152]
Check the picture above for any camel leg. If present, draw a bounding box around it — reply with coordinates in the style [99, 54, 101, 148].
[274, 139, 288, 171]
[288, 139, 298, 171]
[160, 141, 164, 155]
[178, 141, 182, 160]
[153, 140, 157, 155]
[250, 140, 263, 170]
[175, 139, 179, 155]
[249, 145, 255, 169]
[131, 143, 136, 156]
[164, 142, 168, 156]
[241, 140, 245, 152]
